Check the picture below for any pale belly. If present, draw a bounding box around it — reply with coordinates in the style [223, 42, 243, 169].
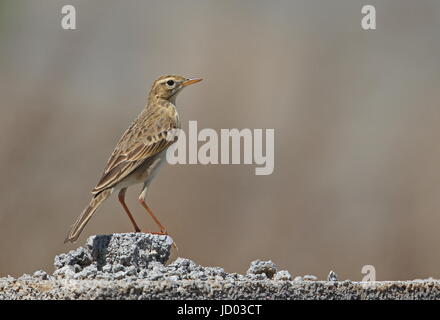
[113, 149, 168, 191]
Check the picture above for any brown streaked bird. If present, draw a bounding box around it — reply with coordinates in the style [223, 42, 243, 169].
[64, 75, 202, 243]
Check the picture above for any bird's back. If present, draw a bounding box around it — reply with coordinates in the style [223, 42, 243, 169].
[92, 101, 179, 195]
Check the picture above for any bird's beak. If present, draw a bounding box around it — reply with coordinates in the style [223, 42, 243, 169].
[181, 78, 203, 87]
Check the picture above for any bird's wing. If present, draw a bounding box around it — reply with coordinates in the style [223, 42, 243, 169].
[92, 107, 178, 195]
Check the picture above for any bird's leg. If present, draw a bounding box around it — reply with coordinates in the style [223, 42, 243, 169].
[139, 185, 178, 250]
[118, 188, 141, 232]
[138, 185, 167, 235]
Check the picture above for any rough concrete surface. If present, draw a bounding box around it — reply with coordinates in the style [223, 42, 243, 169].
[1, 233, 440, 300]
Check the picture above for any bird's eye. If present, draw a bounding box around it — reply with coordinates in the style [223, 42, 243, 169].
[166, 80, 175, 87]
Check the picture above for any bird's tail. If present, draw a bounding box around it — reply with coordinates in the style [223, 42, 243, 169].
[64, 189, 112, 243]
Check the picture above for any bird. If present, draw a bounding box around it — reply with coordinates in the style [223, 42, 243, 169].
[64, 75, 202, 243]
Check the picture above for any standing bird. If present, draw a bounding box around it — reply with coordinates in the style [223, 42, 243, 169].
[64, 75, 202, 243]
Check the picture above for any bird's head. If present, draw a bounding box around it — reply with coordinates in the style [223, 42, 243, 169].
[148, 75, 202, 103]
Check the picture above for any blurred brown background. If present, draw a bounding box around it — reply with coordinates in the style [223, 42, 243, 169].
[1, 0, 440, 281]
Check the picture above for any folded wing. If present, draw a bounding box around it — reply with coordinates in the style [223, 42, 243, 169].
[92, 107, 178, 195]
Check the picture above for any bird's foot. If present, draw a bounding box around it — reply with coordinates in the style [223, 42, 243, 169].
[148, 230, 168, 235]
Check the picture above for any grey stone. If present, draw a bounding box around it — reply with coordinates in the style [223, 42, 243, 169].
[3, 232, 440, 299]
[246, 260, 278, 279]
[327, 270, 338, 281]
[274, 270, 292, 281]
[168, 275, 179, 282]
[53, 233, 173, 280]
[32, 270, 49, 280]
